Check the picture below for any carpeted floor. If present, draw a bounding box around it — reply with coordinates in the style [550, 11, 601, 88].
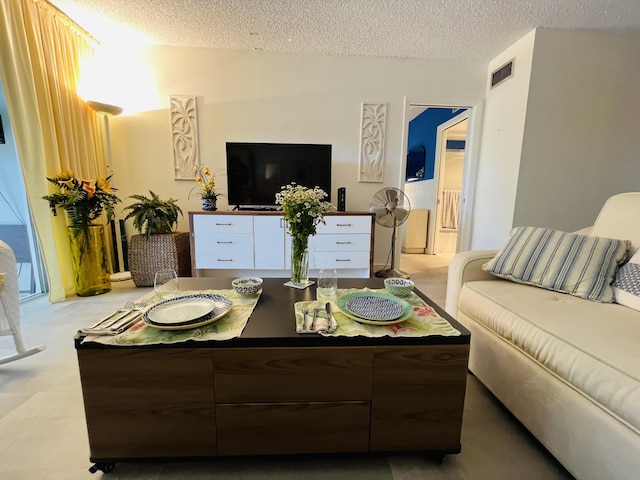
[0, 257, 574, 479]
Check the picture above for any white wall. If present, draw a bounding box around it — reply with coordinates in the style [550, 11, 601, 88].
[469, 30, 536, 249]
[107, 46, 486, 267]
[514, 29, 640, 231]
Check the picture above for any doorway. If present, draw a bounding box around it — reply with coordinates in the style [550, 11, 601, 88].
[399, 104, 472, 271]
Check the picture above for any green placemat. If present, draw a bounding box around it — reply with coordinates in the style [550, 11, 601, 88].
[295, 288, 461, 338]
[82, 289, 261, 346]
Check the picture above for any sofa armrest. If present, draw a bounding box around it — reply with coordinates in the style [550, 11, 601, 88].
[445, 250, 499, 317]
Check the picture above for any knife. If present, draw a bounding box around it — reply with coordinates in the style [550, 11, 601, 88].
[325, 302, 336, 332]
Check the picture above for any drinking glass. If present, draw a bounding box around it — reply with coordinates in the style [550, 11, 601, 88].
[154, 269, 178, 300]
[317, 268, 338, 303]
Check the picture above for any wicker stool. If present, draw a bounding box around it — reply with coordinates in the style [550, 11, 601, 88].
[128, 232, 191, 287]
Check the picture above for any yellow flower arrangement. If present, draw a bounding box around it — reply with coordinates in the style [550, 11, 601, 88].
[42, 171, 121, 229]
[190, 165, 219, 199]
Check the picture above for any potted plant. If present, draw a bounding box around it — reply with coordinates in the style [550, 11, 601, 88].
[190, 165, 220, 211]
[123, 190, 191, 287]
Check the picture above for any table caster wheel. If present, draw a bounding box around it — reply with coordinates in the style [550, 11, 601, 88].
[89, 462, 115, 474]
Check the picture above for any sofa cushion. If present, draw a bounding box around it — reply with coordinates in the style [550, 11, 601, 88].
[458, 279, 640, 434]
[590, 192, 640, 254]
[613, 249, 640, 311]
[483, 226, 629, 302]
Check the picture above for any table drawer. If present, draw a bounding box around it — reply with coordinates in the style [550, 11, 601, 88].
[317, 216, 372, 234]
[314, 234, 370, 252]
[315, 250, 370, 269]
[216, 402, 371, 455]
[193, 214, 254, 235]
[213, 347, 374, 403]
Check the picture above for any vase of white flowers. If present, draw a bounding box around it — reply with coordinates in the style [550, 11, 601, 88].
[276, 183, 334, 285]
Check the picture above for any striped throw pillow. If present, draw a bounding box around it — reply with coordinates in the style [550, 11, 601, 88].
[482, 226, 629, 302]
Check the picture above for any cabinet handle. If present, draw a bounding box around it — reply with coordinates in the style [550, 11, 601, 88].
[336, 259, 351, 262]
[216, 241, 233, 244]
[336, 223, 352, 227]
[217, 259, 234, 262]
[216, 223, 233, 226]
[336, 241, 352, 244]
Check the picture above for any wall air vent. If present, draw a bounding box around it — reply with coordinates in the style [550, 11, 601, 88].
[490, 59, 514, 89]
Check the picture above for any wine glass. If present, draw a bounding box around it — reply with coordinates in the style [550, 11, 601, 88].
[154, 269, 178, 300]
[317, 268, 338, 303]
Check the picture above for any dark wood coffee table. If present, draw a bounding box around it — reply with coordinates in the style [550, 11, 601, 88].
[75, 278, 470, 472]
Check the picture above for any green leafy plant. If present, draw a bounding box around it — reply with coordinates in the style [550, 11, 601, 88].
[123, 191, 183, 237]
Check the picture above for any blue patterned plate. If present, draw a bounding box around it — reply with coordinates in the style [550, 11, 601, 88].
[144, 294, 233, 330]
[337, 292, 412, 324]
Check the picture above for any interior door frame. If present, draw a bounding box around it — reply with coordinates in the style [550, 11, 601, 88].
[396, 96, 484, 258]
[398, 97, 484, 258]
[431, 111, 469, 255]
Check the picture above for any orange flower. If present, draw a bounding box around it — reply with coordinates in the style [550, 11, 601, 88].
[82, 180, 96, 198]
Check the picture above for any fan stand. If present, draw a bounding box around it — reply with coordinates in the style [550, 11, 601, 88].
[374, 223, 409, 279]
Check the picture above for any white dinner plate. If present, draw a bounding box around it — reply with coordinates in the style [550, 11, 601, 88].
[147, 295, 218, 325]
[144, 294, 233, 330]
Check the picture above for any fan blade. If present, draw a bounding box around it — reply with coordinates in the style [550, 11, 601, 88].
[369, 205, 389, 217]
[393, 207, 410, 224]
[385, 188, 399, 203]
[377, 211, 396, 228]
[373, 189, 390, 206]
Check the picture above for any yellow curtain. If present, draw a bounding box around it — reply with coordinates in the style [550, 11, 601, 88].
[0, 0, 108, 301]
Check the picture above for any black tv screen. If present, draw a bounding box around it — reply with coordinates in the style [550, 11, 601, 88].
[226, 142, 332, 208]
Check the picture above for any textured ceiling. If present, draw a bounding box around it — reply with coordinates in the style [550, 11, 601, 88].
[50, 0, 640, 61]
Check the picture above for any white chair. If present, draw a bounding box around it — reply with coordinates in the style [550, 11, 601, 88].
[0, 240, 45, 365]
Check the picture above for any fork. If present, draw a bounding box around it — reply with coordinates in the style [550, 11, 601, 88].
[86, 302, 134, 330]
[102, 302, 147, 330]
[301, 307, 310, 330]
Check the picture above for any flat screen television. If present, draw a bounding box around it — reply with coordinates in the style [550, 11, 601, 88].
[226, 142, 332, 209]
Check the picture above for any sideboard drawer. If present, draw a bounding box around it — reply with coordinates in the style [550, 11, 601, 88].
[193, 214, 254, 235]
[314, 234, 370, 252]
[195, 234, 254, 269]
[317, 216, 372, 234]
[315, 251, 370, 269]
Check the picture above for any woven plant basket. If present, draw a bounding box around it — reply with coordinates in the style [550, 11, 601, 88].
[128, 232, 191, 287]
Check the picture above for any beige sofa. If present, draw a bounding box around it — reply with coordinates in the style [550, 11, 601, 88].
[446, 192, 640, 480]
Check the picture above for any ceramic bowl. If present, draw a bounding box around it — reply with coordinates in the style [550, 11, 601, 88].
[232, 277, 263, 296]
[384, 277, 415, 297]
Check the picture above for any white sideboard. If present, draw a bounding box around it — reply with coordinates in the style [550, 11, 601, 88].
[189, 212, 374, 278]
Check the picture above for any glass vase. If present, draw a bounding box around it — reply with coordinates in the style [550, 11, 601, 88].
[67, 225, 111, 297]
[290, 235, 310, 286]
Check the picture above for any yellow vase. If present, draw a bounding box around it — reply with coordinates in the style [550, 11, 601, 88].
[67, 225, 111, 296]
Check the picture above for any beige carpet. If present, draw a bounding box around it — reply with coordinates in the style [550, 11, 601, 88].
[0, 262, 573, 479]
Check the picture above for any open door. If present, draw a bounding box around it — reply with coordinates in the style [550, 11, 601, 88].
[430, 113, 468, 255]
